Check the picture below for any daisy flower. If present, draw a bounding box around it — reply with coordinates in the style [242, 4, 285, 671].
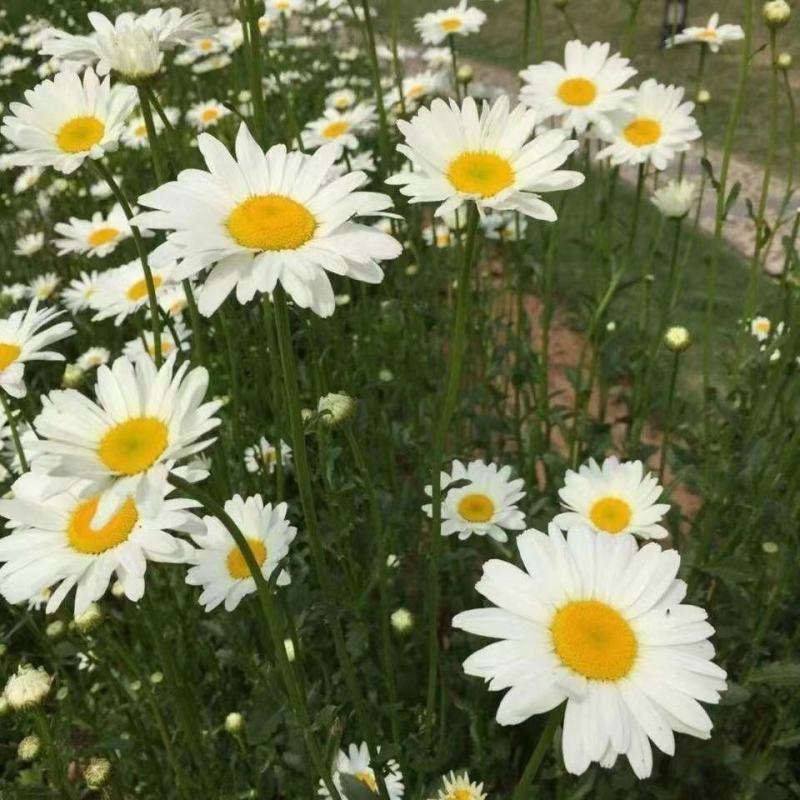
[1, 68, 137, 174]
[415, 1, 486, 46]
[667, 13, 744, 53]
[453, 525, 727, 778]
[423, 459, 526, 543]
[422, 46, 453, 71]
[554, 456, 670, 539]
[302, 103, 376, 154]
[186, 99, 230, 130]
[157, 283, 191, 318]
[428, 771, 486, 800]
[132, 123, 402, 317]
[319, 741, 404, 799]
[184, 34, 222, 61]
[651, 178, 696, 218]
[13, 232, 45, 257]
[326, 88, 356, 111]
[121, 106, 179, 149]
[265, 0, 307, 19]
[750, 315, 774, 342]
[62, 271, 101, 314]
[519, 40, 636, 135]
[186, 495, 296, 612]
[387, 96, 585, 219]
[0, 472, 198, 616]
[29, 273, 60, 302]
[90, 260, 175, 325]
[243, 436, 292, 474]
[0, 300, 75, 398]
[124, 318, 190, 362]
[77, 346, 111, 371]
[596, 79, 701, 171]
[28, 353, 221, 523]
[53, 203, 133, 258]
[13, 167, 44, 194]
[387, 71, 446, 110]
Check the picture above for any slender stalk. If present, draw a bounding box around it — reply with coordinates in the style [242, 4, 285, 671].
[512, 706, 563, 799]
[425, 205, 481, 725]
[626, 163, 646, 266]
[448, 34, 461, 101]
[33, 710, 80, 800]
[0, 391, 28, 472]
[137, 86, 167, 183]
[90, 160, 163, 367]
[242, 0, 268, 144]
[658, 350, 682, 485]
[388, 0, 407, 116]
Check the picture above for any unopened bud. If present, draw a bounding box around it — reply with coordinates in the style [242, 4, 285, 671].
[390, 608, 414, 634]
[84, 757, 112, 789]
[224, 712, 245, 734]
[763, 0, 791, 27]
[664, 325, 691, 352]
[17, 734, 40, 761]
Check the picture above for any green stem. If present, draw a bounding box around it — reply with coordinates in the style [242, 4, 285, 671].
[448, 34, 461, 101]
[33, 710, 80, 800]
[137, 86, 167, 183]
[512, 706, 563, 799]
[243, 0, 268, 145]
[0, 391, 28, 472]
[658, 350, 681, 485]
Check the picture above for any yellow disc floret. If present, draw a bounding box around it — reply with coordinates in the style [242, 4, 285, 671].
[227, 194, 317, 251]
[226, 538, 267, 579]
[447, 152, 515, 198]
[56, 116, 105, 154]
[98, 417, 169, 475]
[68, 495, 139, 554]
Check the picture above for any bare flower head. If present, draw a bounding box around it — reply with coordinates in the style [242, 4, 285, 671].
[391, 608, 414, 634]
[84, 757, 112, 789]
[763, 0, 791, 27]
[17, 734, 41, 761]
[651, 179, 696, 219]
[74, 603, 103, 634]
[3, 665, 52, 710]
[664, 326, 691, 352]
[697, 88, 711, 105]
[777, 52, 792, 70]
[224, 712, 245, 734]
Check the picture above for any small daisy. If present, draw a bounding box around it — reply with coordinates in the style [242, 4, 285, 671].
[53, 203, 133, 258]
[62, 271, 101, 314]
[77, 347, 111, 371]
[423, 459, 526, 543]
[90, 260, 174, 325]
[0, 472, 198, 616]
[184, 34, 222, 61]
[302, 103, 375, 154]
[124, 319, 190, 361]
[157, 283, 191, 318]
[482, 210, 528, 241]
[1, 68, 137, 174]
[750, 315, 775, 342]
[243, 436, 292, 474]
[14, 232, 44, 257]
[388, 96, 584, 219]
[121, 106, 178, 149]
[388, 71, 446, 110]
[132, 123, 402, 318]
[13, 167, 43, 194]
[0, 300, 74, 398]
[186, 99, 230, 130]
[264, 0, 307, 19]
[428, 771, 486, 800]
[186, 495, 296, 612]
[1, 285, 30, 305]
[554, 456, 670, 539]
[29, 273, 60, 302]
[415, 1, 486, 46]
[519, 40, 636, 135]
[319, 741, 404, 799]
[453, 525, 727, 778]
[596, 79, 701, 171]
[667, 13, 744, 53]
[422, 46, 453, 71]
[326, 88, 356, 111]
[28, 353, 221, 522]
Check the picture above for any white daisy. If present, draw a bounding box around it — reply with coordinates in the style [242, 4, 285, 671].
[667, 13, 744, 53]
[264, 0, 307, 19]
[519, 40, 636, 135]
[554, 456, 670, 539]
[53, 203, 133, 258]
[62, 271, 101, 314]
[423, 459, 526, 543]
[90, 260, 175, 325]
[184, 34, 222, 61]
[422, 46, 453, 71]
[29, 273, 60, 302]
[415, 1, 486, 46]
[750, 316, 774, 342]
[596, 79, 701, 171]
[186, 495, 296, 612]
[13, 232, 45, 257]
[651, 178, 696, 218]
[186, 99, 230, 131]
[76, 346, 111, 371]
[243, 436, 292, 474]
[157, 282, 191, 318]
[124, 318, 190, 362]
[28, 353, 221, 523]
[387, 71, 446, 110]
[326, 89, 356, 111]
[132, 123, 402, 318]
[428, 771, 486, 800]
[0, 472, 198, 616]
[13, 167, 44, 194]
[302, 103, 376, 154]
[1, 68, 137, 174]
[387, 96, 585, 219]
[121, 106, 179, 149]
[453, 525, 727, 778]
[0, 300, 74, 398]
[318, 741, 404, 799]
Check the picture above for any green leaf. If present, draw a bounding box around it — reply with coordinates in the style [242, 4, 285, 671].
[723, 181, 741, 220]
[340, 775, 379, 800]
[749, 661, 800, 686]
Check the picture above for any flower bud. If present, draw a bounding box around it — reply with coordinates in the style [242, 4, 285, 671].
[150, 672, 164, 685]
[777, 52, 792, 70]
[696, 88, 711, 105]
[664, 326, 691, 352]
[46, 620, 66, 640]
[17, 734, 40, 761]
[224, 711, 245, 734]
[3, 664, 52, 710]
[763, 0, 791, 27]
[74, 603, 103, 634]
[651, 179, 696, 219]
[457, 64, 473, 83]
[390, 608, 414, 634]
[317, 392, 356, 427]
[62, 363, 85, 389]
[284, 638, 296, 663]
[84, 757, 112, 789]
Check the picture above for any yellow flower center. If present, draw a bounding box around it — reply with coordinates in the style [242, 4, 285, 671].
[87, 226, 120, 248]
[697, 28, 717, 40]
[452, 790, 474, 800]
[407, 83, 425, 98]
[441, 17, 463, 32]
[201, 108, 220, 123]
[226, 538, 267, 579]
[0, 342, 21, 371]
[67, 495, 139, 554]
[56, 115, 105, 154]
[334, 98, 350, 110]
[198, 38, 214, 50]
[447, 151, 514, 198]
[227, 194, 317, 251]
[589, 496, 632, 534]
[354, 772, 378, 792]
[551, 600, 637, 681]
[127, 274, 163, 302]
[623, 117, 662, 147]
[148, 340, 175, 358]
[755, 320, 770, 334]
[322, 120, 350, 139]
[134, 124, 147, 137]
[457, 492, 495, 523]
[557, 77, 598, 107]
[98, 417, 169, 475]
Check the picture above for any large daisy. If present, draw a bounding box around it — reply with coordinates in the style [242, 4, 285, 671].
[596, 79, 701, 171]
[519, 40, 636, 135]
[387, 96, 584, 219]
[423, 459, 526, 543]
[90, 260, 175, 325]
[555, 456, 670, 539]
[0, 301, 75, 398]
[132, 123, 402, 317]
[185, 495, 295, 612]
[453, 525, 727, 778]
[1, 68, 137, 174]
[415, 1, 486, 46]
[0, 472, 198, 616]
[666, 13, 744, 53]
[27, 353, 221, 523]
[318, 741, 404, 799]
[53, 203, 134, 258]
